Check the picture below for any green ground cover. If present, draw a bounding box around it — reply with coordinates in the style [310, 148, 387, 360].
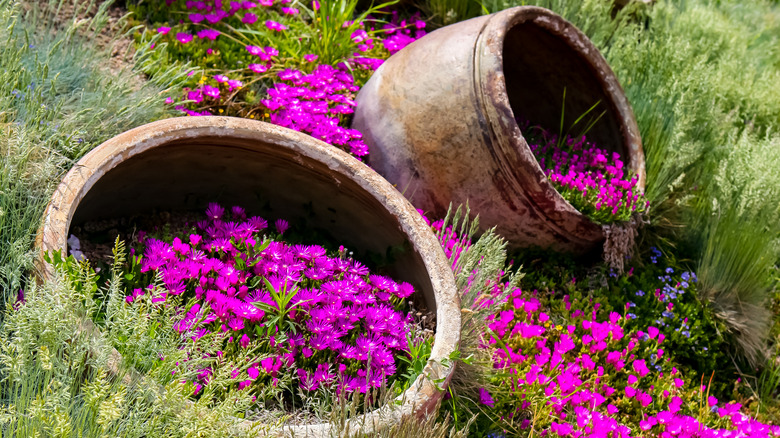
[1, 0, 779, 436]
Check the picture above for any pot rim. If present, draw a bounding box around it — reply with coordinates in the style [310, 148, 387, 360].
[476, 6, 646, 235]
[38, 116, 461, 436]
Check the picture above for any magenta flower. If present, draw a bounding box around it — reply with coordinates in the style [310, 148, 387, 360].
[187, 89, 204, 103]
[281, 6, 299, 14]
[206, 202, 225, 219]
[303, 54, 318, 62]
[242, 12, 257, 24]
[265, 20, 287, 31]
[188, 13, 204, 23]
[205, 12, 224, 24]
[478, 388, 495, 407]
[248, 63, 268, 74]
[128, 202, 417, 399]
[197, 28, 220, 40]
[157, 26, 171, 34]
[275, 219, 289, 234]
[176, 32, 194, 44]
[632, 359, 650, 377]
[245, 45, 266, 58]
[203, 85, 220, 99]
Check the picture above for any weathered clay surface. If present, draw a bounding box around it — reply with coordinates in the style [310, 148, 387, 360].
[352, 6, 645, 253]
[38, 116, 461, 437]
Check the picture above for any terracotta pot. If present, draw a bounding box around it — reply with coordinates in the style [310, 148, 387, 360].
[38, 116, 460, 436]
[352, 6, 645, 253]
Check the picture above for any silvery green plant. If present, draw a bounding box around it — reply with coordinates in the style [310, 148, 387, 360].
[0, 0, 187, 300]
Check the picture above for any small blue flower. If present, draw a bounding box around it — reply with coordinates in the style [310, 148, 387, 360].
[682, 330, 690, 338]
[662, 311, 674, 318]
[627, 313, 637, 319]
[665, 267, 674, 274]
[635, 290, 645, 297]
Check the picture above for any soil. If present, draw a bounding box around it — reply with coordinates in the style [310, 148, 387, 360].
[21, 0, 143, 86]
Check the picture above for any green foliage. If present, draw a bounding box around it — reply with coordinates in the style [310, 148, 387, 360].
[0, 256, 260, 437]
[396, 331, 434, 392]
[252, 277, 304, 336]
[607, 259, 737, 398]
[691, 131, 780, 364]
[421, 0, 485, 26]
[432, 205, 523, 436]
[0, 0, 185, 300]
[498, 0, 780, 366]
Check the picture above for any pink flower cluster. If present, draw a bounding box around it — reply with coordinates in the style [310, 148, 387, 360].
[485, 287, 780, 437]
[526, 128, 648, 223]
[129, 203, 415, 395]
[380, 11, 427, 55]
[262, 64, 368, 157]
[152, 1, 430, 161]
[417, 212, 776, 435]
[167, 0, 294, 44]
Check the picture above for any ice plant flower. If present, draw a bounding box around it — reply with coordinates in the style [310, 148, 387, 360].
[242, 12, 257, 24]
[248, 63, 268, 74]
[127, 203, 418, 400]
[261, 64, 368, 157]
[203, 84, 220, 99]
[265, 20, 287, 31]
[197, 29, 220, 40]
[521, 122, 648, 224]
[176, 32, 194, 44]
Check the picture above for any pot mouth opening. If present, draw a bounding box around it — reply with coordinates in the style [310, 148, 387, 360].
[501, 16, 629, 164]
[63, 138, 437, 314]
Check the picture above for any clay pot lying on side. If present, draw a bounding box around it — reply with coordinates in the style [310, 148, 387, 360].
[38, 116, 460, 437]
[353, 6, 645, 254]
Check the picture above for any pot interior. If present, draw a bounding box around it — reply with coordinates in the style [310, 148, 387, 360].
[68, 137, 436, 311]
[502, 17, 627, 158]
